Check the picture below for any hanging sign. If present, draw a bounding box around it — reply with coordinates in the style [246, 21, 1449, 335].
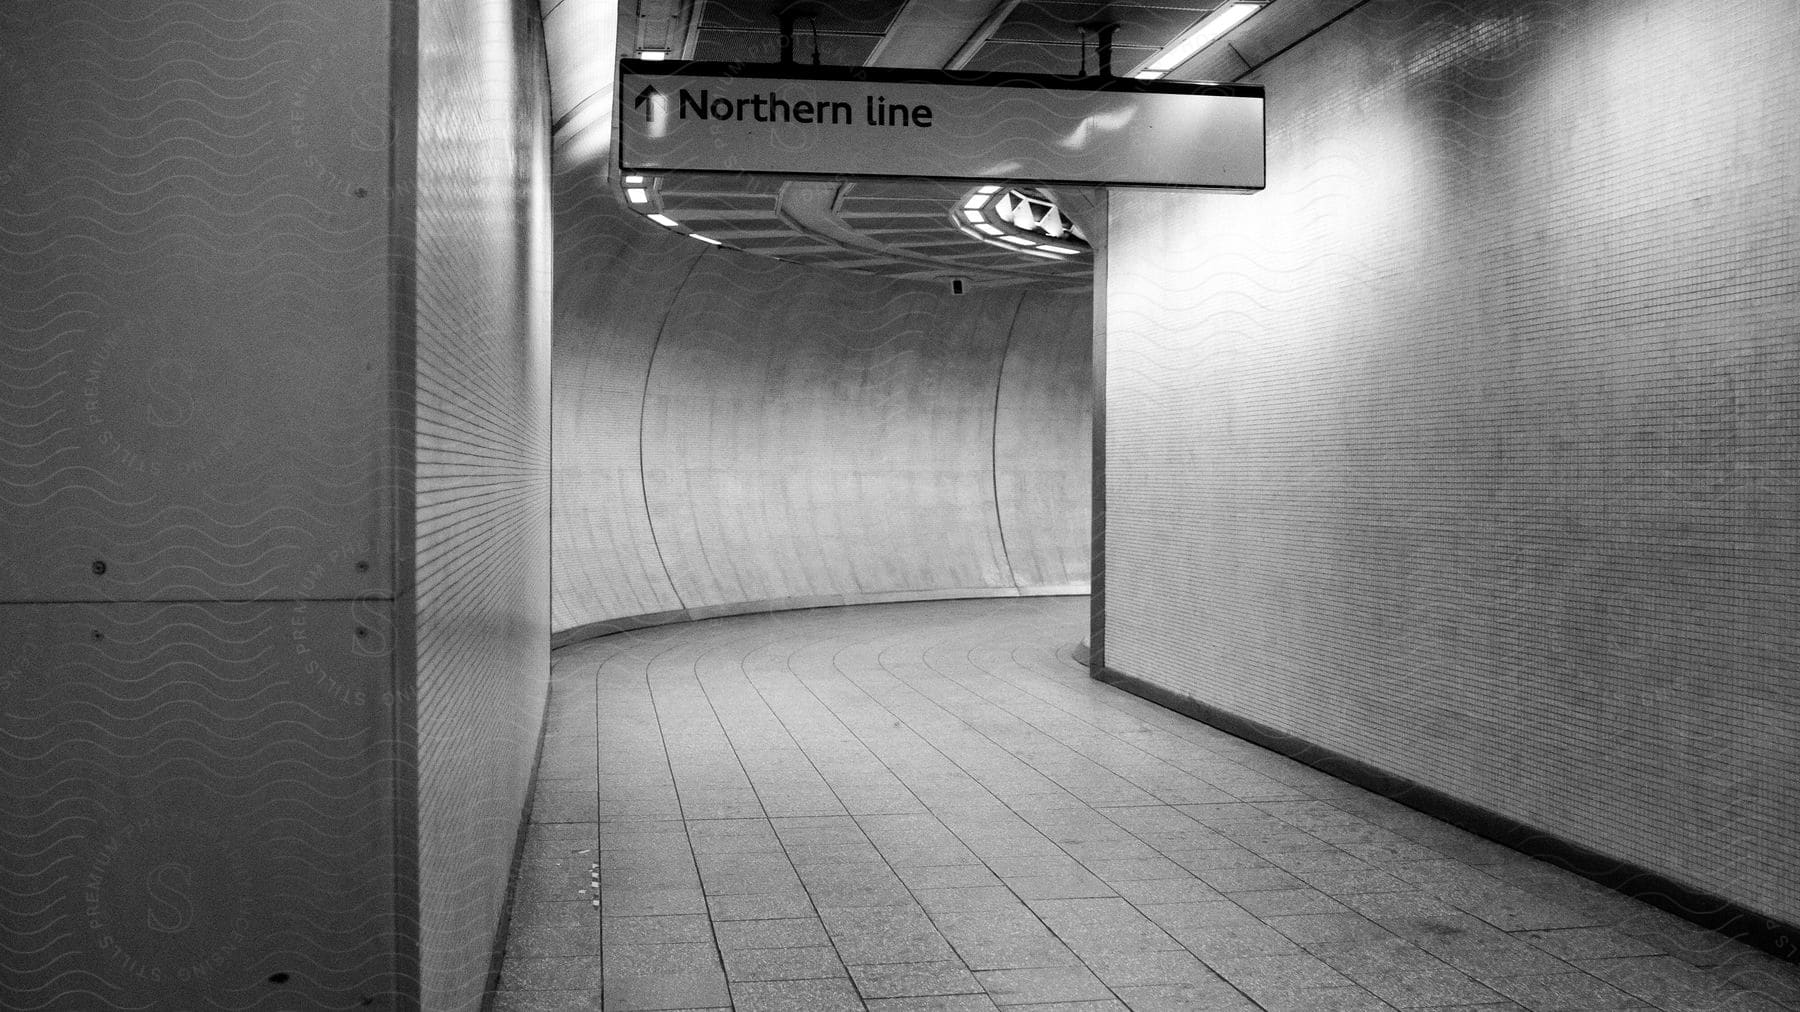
[618, 60, 1264, 190]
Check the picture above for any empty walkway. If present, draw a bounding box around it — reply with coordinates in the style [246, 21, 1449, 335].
[494, 598, 1800, 1011]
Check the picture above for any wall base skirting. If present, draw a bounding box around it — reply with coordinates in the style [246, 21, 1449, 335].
[481, 677, 556, 1012]
[551, 586, 1090, 649]
[1092, 664, 1800, 965]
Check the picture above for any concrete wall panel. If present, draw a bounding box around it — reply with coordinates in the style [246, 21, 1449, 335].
[1103, 0, 1799, 928]
[0, 0, 393, 605]
[0, 602, 398, 1010]
[0, 3, 408, 1008]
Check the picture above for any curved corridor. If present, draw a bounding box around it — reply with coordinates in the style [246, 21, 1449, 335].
[495, 600, 1800, 1011]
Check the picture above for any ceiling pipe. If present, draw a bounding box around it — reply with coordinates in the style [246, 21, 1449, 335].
[778, 9, 796, 64]
[1087, 21, 1119, 77]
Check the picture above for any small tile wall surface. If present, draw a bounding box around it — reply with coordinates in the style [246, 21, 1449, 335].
[410, 0, 554, 1008]
[1105, 0, 1799, 928]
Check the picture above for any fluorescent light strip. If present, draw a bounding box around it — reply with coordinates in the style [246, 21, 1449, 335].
[626, 187, 650, 204]
[999, 235, 1034, 246]
[647, 213, 679, 228]
[1038, 244, 1082, 255]
[690, 233, 722, 246]
[974, 223, 1003, 236]
[638, 50, 668, 61]
[1144, 3, 1260, 74]
[964, 210, 986, 223]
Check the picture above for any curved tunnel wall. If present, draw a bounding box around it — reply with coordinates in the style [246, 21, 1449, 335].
[552, 180, 1091, 641]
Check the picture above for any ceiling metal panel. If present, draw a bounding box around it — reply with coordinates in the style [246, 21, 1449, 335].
[693, 28, 884, 66]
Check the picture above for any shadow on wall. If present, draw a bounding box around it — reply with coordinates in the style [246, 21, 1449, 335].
[551, 171, 1092, 643]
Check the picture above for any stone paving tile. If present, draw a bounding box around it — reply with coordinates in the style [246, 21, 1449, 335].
[1515, 926, 1663, 961]
[974, 966, 1112, 1005]
[714, 916, 831, 950]
[707, 891, 818, 921]
[1242, 984, 1398, 1010]
[848, 959, 983, 999]
[493, 601, 1800, 1011]
[497, 954, 606, 991]
[801, 861, 918, 907]
[489, 990, 607, 1011]
[864, 996, 1001, 1012]
[731, 977, 865, 1011]
[1082, 948, 1224, 988]
[897, 864, 1005, 891]
[504, 915, 606, 957]
[819, 904, 959, 964]
[932, 909, 1085, 970]
[1205, 952, 1356, 991]
[1108, 981, 1260, 1010]
[721, 944, 849, 982]
[1479, 970, 1651, 1010]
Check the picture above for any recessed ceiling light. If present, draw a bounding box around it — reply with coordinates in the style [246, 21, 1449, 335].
[638, 50, 669, 61]
[626, 187, 651, 204]
[1143, 3, 1261, 75]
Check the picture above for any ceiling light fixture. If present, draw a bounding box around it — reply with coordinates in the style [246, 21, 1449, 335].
[647, 213, 679, 228]
[1135, 2, 1262, 78]
[951, 183, 1092, 262]
[638, 49, 669, 61]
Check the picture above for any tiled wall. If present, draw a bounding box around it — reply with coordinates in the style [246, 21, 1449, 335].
[552, 194, 1090, 640]
[1104, 0, 1798, 929]
[0, 1, 400, 1008]
[410, 0, 552, 1009]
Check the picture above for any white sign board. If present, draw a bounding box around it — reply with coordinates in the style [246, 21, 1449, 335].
[618, 61, 1264, 190]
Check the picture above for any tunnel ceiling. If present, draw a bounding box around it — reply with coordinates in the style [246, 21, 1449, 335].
[563, 0, 1359, 292]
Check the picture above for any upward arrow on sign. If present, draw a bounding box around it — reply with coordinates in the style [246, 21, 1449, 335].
[634, 84, 661, 122]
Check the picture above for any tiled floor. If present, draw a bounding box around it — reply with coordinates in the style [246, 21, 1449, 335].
[494, 598, 1800, 1012]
